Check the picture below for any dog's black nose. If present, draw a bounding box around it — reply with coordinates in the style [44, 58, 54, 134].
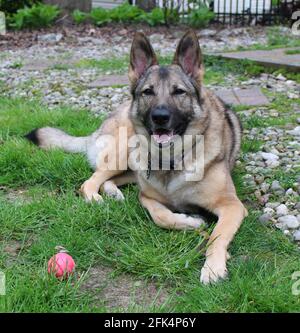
[151, 107, 170, 125]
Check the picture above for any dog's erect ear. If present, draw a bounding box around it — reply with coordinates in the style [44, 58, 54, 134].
[173, 30, 204, 85]
[129, 32, 158, 86]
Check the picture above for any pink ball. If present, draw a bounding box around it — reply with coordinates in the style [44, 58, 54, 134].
[48, 253, 75, 279]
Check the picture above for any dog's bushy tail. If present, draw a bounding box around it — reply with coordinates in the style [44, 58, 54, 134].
[25, 127, 90, 153]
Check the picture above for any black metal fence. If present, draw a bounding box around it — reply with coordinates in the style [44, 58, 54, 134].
[141, 0, 300, 25]
[213, 0, 300, 25]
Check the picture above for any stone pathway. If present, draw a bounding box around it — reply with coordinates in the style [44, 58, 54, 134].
[218, 47, 300, 72]
[23, 59, 75, 71]
[88, 75, 129, 88]
[89, 74, 270, 106]
[213, 87, 269, 106]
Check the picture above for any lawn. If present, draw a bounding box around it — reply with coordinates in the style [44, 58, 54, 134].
[0, 92, 300, 312]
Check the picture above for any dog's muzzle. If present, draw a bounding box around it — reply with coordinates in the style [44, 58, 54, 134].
[150, 106, 174, 145]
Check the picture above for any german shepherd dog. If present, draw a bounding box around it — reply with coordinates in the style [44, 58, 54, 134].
[25, 31, 247, 284]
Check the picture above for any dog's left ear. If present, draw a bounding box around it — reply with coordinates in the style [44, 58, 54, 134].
[173, 30, 204, 85]
[129, 32, 158, 87]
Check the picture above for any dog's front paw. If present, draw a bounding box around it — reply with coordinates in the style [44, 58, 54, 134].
[102, 182, 125, 201]
[173, 213, 206, 230]
[80, 182, 104, 204]
[200, 257, 228, 285]
[84, 192, 104, 204]
[106, 189, 125, 201]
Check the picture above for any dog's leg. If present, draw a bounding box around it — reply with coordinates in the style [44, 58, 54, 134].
[140, 193, 205, 230]
[200, 196, 247, 285]
[101, 171, 136, 201]
[80, 123, 132, 203]
[80, 170, 123, 203]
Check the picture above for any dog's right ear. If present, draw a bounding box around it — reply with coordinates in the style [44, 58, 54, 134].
[129, 32, 158, 87]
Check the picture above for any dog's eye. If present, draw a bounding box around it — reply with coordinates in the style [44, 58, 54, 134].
[142, 88, 155, 96]
[173, 88, 186, 95]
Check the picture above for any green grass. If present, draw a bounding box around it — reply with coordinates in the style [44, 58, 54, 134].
[241, 139, 263, 154]
[73, 54, 275, 85]
[1, 97, 300, 312]
[75, 57, 129, 74]
[238, 91, 300, 130]
[232, 26, 300, 52]
[285, 49, 300, 55]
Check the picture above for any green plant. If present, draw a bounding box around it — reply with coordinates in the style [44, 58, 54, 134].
[90, 7, 111, 26]
[186, 6, 214, 28]
[72, 9, 88, 25]
[285, 49, 300, 55]
[9, 3, 60, 30]
[109, 2, 144, 23]
[0, 0, 39, 15]
[140, 7, 165, 26]
[163, 7, 181, 25]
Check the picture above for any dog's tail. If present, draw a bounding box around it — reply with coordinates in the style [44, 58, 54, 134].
[25, 127, 90, 154]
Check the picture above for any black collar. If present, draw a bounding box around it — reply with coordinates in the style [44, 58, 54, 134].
[146, 147, 185, 179]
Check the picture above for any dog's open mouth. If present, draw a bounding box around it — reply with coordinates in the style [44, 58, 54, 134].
[152, 129, 174, 144]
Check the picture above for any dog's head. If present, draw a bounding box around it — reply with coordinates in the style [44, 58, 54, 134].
[129, 30, 207, 146]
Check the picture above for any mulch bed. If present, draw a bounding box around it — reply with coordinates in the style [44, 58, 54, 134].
[0, 23, 188, 51]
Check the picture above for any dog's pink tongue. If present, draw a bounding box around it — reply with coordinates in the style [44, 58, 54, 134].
[153, 131, 173, 144]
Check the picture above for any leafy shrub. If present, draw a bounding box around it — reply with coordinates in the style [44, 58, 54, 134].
[164, 8, 180, 24]
[72, 9, 88, 25]
[109, 3, 144, 23]
[140, 8, 165, 26]
[86, 4, 166, 27]
[0, 0, 39, 15]
[74, 2, 213, 28]
[186, 7, 214, 28]
[9, 3, 60, 30]
[90, 7, 111, 26]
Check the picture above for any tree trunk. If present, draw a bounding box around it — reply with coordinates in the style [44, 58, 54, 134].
[44, 0, 92, 13]
[136, 0, 156, 12]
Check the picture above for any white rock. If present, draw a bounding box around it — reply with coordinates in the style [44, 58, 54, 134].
[271, 181, 283, 191]
[38, 33, 63, 43]
[276, 204, 289, 217]
[287, 126, 300, 136]
[263, 207, 275, 215]
[286, 188, 297, 196]
[266, 202, 280, 209]
[260, 182, 270, 193]
[287, 92, 298, 99]
[261, 152, 279, 161]
[275, 222, 288, 230]
[293, 230, 300, 241]
[266, 160, 280, 168]
[199, 29, 217, 37]
[278, 215, 300, 229]
[269, 148, 279, 155]
[286, 80, 296, 86]
[276, 73, 286, 81]
[259, 214, 272, 224]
